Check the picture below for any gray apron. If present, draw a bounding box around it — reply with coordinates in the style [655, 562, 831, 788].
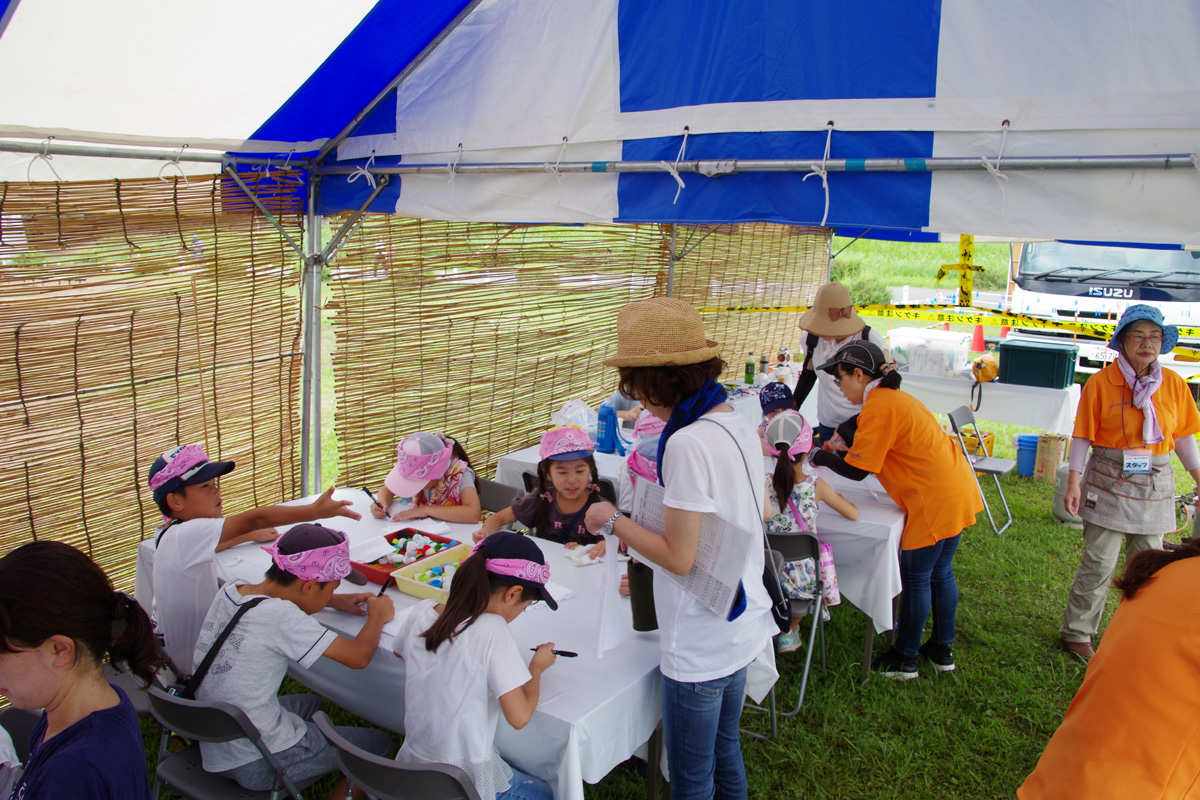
[1079, 445, 1175, 535]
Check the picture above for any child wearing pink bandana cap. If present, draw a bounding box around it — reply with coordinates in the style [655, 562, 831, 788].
[473, 427, 607, 558]
[192, 524, 395, 798]
[762, 411, 858, 654]
[369, 431, 482, 525]
[392, 531, 557, 800]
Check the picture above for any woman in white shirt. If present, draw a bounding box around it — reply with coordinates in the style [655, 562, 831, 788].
[585, 297, 773, 800]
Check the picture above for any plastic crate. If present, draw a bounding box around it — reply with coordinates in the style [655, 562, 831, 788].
[392, 543, 472, 602]
[946, 428, 994, 475]
[997, 339, 1078, 389]
[350, 530, 465, 585]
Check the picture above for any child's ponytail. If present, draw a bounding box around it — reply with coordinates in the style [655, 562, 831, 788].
[421, 547, 492, 652]
[108, 592, 167, 687]
[771, 446, 797, 510]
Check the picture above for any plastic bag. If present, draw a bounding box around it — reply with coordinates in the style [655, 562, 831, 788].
[551, 399, 598, 433]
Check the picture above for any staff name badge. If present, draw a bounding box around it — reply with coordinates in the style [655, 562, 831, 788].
[1123, 450, 1152, 475]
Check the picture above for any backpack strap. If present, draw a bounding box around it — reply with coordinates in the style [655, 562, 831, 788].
[793, 332, 821, 407]
[178, 597, 267, 699]
[861, 324, 871, 340]
[154, 518, 183, 547]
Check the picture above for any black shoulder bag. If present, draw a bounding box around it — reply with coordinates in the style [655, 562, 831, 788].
[698, 418, 792, 633]
[169, 597, 266, 699]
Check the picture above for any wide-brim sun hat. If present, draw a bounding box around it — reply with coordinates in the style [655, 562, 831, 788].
[603, 297, 721, 368]
[798, 281, 867, 338]
[1107, 303, 1178, 354]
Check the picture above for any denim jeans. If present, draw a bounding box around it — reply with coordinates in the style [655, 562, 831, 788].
[896, 533, 961, 658]
[661, 666, 748, 800]
[497, 765, 553, 800]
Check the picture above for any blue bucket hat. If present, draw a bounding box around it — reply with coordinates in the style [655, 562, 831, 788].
[1107, 304, 1178, 354]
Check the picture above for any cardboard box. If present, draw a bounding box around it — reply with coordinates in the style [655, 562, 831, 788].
[1034, 434, 1069, 482]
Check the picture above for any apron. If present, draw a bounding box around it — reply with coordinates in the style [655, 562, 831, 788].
[1079, 445, 1175, 535]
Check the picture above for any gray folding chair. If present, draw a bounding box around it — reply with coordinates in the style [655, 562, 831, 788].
[742, 531, 826, 742]
[0, 706, 39, 763]
[478, 477, 522, 513]
[147, 687, 322, 800]
[596, 478, 618, 505]
[947, 405, 1016, 535]
[312, 711, 481, 800]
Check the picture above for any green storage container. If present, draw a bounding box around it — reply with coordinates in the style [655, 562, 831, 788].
[997, 339, 1078, 389]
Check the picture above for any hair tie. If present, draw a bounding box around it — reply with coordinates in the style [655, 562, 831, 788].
[879, 361, 898, 376]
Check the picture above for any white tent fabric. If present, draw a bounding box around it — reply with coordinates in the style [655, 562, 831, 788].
[2, 0, 1199, 244]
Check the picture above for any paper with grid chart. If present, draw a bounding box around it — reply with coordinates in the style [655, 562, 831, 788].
[629, 478, 752, 618]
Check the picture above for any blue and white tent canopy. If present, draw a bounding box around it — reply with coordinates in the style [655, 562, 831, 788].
[2, 0, 1199, 245]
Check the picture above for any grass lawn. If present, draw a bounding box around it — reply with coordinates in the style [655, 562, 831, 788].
[141, 415, 1195, 800]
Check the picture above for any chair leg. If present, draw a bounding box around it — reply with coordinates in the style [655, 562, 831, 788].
[781, 608, 821, 719]
[990, 473, 1013, 534]
[152, 727, 171, 800]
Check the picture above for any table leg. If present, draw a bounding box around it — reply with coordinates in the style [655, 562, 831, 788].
[860, 619, 874, 684]
[646, 722, 669, 800]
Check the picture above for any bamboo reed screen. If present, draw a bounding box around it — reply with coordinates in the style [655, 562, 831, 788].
[328, 219, 829, 485]
[0, 172, 304, 591]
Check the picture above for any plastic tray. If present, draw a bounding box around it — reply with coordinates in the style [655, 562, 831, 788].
[351, 530, 464, 586]
[392, 543, 472, 602]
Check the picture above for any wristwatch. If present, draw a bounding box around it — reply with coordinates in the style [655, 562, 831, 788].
[599, 511, 622, 537]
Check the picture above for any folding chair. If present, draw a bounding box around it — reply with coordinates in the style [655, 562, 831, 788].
[742, 531, 826, 742]
[147, 687, 322, 800]
[104, 631, 183, 719]
[312, 711, 481, 800]
[946, 405, 1016, 535]
[478, 477, 522, 513]
[0, 706, 39, 763]
[596, 478, 618, 505]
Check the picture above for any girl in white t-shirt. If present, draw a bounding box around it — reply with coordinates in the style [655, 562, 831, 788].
[392, 532, 558, 800]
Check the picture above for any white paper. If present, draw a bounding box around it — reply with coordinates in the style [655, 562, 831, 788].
[381, 603, 419, 641]
[398, 518, 453, 536]
[629, 479, 752, 618]
[594, 532, 633, 658]
[349, 536, 396, 564]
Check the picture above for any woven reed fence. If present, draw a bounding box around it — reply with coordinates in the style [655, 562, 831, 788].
[0, 172, 304, 591]
[328, 219, 830, 486]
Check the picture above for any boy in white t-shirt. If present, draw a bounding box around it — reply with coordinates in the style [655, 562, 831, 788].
[148, 444, 363, 669]
[193, 523, 394, 800]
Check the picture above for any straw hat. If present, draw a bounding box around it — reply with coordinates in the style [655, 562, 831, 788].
[604, 297, 721, 367]
[797, 281, 866, 338]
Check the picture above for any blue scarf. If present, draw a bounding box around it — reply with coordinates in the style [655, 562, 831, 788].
[656, 379, 729, 485]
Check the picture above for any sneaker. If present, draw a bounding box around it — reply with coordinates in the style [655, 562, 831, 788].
[871, 648, 918, 680]
[775, 630, 802, 654]
[918, 641, 956, 672]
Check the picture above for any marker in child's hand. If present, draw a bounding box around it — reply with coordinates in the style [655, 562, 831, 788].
[531, 648, 577, 658]
[377, 575, 393, 597]
[361, 486, 386, 512]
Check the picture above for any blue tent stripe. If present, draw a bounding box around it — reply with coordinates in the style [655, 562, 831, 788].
[0, 0, 22, 41]
[249, 0, 471, 147]
[616, 131, 934, 228]
[617, 0, 942, 112]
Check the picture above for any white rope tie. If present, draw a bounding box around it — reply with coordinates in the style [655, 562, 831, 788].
[657, 126, 689, 204]
[348, 152, 378, 190]
[158, 145, 189, 184]
[446, 144, 463, 185]
[282, 150, 293, 171]
[543, 136, 569, 205]
[803, 122, 834, 226]
[27, 137, 62, 183]
[981, 120, 1010, 217]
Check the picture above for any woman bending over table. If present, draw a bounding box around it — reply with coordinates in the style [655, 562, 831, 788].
[809, 340, 981, 679]
[1020, 540, 1200, 797]
[0, 541, 167, 800]
[584, 297, 773, 800]
[1058, 304, 1200, 660]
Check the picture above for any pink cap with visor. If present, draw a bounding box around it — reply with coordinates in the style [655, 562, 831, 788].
[471, 531, 558, 610]
[385, 432, 454, 498]
[539, 426, 595, 462]
[764, 410, 814, 460]
[261, 523, 366, 584]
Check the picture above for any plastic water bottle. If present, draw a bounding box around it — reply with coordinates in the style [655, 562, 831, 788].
[744, 352, 755, 384]
[597, 404, 618, 454]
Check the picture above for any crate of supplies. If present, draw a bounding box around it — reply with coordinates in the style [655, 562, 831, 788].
[997, 339, 1078, 389]
[888, 327, 971, 377]
[351, 530, 464, 586]
[946, 428, 995, 475]
[392, 543, 471, 602]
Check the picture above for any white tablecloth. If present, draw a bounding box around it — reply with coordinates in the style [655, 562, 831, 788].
[135, 490, 663, 800]
[898, 372, 1080, 434]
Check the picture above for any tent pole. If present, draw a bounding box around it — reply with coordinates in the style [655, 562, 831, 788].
[300, 179, 323, 495]
[666, 224, 676, 298]
[224, 167, 306, 259]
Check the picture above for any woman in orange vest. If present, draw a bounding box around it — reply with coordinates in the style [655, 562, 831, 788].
[1020, 541, 1200, 798]
[809, 341, 981, 679]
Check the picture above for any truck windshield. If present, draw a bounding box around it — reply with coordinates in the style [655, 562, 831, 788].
[1019, 242, 1200, 289]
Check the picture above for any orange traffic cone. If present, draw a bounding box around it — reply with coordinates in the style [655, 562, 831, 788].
[942, 322, 951, 331]
[971, 324, 986, 352]
[1000, 326, 1010, 338]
